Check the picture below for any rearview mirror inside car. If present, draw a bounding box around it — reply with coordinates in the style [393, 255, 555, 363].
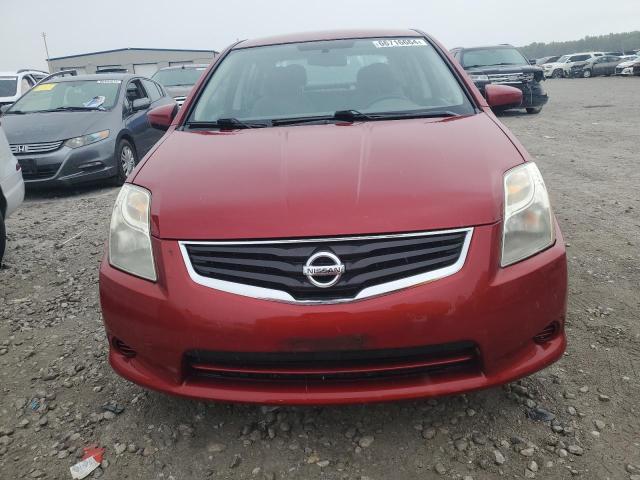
[132, 98, 151, 111]
[484, 84, 523, 108]
[148, 103, 178, 131]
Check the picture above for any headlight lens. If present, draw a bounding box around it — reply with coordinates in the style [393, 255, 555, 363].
[469, 74, 489, 81]
[65, 130, 109, 149]
[501, 163, 555, 267]
[108, 184, 156, 281]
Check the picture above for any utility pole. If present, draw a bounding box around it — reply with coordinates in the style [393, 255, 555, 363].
[42, 32, 51, 72]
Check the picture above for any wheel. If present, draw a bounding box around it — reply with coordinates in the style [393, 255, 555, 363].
[552, 69, 563, 78]
[0, 210, 6, 266]
[582, 69, 592, 78]
[526, 107, 542, 114]
[111, 139, 138, 186]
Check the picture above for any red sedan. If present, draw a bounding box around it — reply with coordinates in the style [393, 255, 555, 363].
[99, 29, 567, 405]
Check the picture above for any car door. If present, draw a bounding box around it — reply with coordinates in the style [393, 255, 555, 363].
[140, 79, 172, 149]
[606, 57, 621, 75]
[122, 78, 155, 156]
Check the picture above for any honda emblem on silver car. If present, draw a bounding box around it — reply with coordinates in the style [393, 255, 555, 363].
[16, 145, 27, 153]
[303, 251, 345, 288]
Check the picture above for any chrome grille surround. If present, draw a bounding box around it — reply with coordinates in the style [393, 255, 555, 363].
[10, 140, 64, 155]
[179, 227, 473, 304]
[487, 73, 534, 84]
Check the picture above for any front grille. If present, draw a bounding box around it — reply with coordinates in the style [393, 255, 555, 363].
[487, 72, 534, 84]
[186, 342, 480, 382]
[183, 229, 470, 302]
[18, 159, 61, 181]
[10, 140, 64, 155]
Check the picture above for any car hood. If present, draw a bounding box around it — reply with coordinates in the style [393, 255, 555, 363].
[164, 85, 194, 98]
[618, 59, 640, 67]
[465, 65, 543, 75]
[0, 111, 112, 144]
[135, 113, 524, 240]
[542, 62, 565, 69]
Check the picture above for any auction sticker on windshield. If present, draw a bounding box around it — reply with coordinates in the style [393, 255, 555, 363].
[373, 38, 427, 48]
[33, 83, 56, 91]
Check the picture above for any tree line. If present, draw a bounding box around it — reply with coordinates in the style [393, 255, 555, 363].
[519, 31, 640, 59]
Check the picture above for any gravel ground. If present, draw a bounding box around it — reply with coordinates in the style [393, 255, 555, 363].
[1, 77, 639, 480]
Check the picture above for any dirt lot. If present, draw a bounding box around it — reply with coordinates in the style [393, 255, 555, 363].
[1, 77, 639, 480]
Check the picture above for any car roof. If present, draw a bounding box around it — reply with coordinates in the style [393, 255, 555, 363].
[235, 29, 422, 49]
[455, 45, 517, 51]
[50, 73, 135, 82]
[0, 69, 48, 76]
[156, 64, 209, 71]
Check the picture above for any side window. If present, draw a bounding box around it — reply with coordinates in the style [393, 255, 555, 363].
[141, 79, 161, 102]
[154, 81, 166, 97]
[20, 75, 34, 93]
[126, 79, 147, 103]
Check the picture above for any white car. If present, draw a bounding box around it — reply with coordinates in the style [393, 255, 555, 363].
[615, 56, 640, 76]
[0, 124, 25, 263]
[0, 69, 49, 109]
[542, 52, 604, 78]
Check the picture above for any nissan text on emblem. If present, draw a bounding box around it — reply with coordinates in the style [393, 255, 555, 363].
[303, 251, 345, 288]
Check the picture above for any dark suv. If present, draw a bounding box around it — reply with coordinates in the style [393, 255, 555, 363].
[450, 45, 548, 114]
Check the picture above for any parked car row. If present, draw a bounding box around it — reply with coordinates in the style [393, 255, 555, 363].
[537, 51, 640, 78]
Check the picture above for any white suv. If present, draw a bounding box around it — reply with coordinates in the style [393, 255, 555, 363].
[542, 52, 604, 78]
[0, 123, 25, 263]
[0, 69, 49, 109]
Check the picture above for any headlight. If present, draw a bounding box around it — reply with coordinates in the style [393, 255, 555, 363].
[501, 163, 555, 267]
[65, 130, 109, 148]
[108, 184, 156, 281]
[469, 74, 489, 81]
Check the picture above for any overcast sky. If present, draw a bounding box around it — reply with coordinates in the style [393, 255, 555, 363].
[2, 0, 639, 71]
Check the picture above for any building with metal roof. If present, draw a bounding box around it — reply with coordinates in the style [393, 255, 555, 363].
[48, 47, 218, 77]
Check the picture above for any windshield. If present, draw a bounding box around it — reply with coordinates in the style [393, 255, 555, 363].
[152, 68, 206, 87]
[557, 55, 570, 63]
[189, 37, 474, 125]
[461, 47, 529, 68]
[0, 76, 18, 97]
[7, 79, 121, 113]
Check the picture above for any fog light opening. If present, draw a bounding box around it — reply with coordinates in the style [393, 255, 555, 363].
[112, 338, 137, 358]
[78, 161, 105, 171]
[533, 322, 560, 344]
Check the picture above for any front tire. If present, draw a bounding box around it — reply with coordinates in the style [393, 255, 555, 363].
[111, 139, 138, 186]
[583, 69, 592, 78]
[552, 69, 563, 78]
[526, 107, 542, 114]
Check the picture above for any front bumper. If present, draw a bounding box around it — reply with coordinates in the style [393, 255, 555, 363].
[99, 222, 568, 405]
[16, 137, 117, 188]
[0, 168, 24, 218]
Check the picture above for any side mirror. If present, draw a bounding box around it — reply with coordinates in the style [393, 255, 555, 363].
[484, 84, 523, 108]
[529, 59, 537, 65]
[0, 104, 11, 115]
[132, 98, 151, 112]
[148, 103, 178, 130]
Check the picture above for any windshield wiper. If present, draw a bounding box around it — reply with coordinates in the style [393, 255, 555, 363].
[272, 109, 460, 126]
[333, 110, 375, 121]
[40, 106, 105, 112]
[185, 118, 270, 130]
[3, 109, 25, 114]
[366, 110, 461, 120]
[272, 110, 373, 126]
